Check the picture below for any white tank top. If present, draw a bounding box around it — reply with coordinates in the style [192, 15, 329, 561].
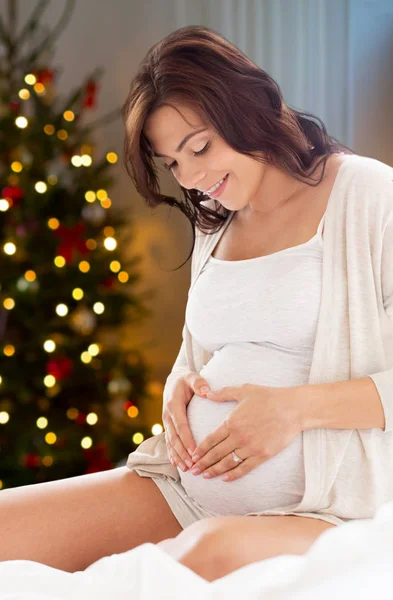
[179, 213, 326, 516]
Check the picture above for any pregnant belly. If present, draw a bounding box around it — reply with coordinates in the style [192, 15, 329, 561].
[179, 393, 305, 516]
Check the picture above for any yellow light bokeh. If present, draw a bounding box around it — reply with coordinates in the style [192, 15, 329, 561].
[36, 416, 48, 429]
[71, 155, 82, 167]
[106, 152, 118, 163]
[25, 73, 37, 85]
[15, 116, 28, 129]
[0, 411, 10, 424]
[81, 436, 92, 449]
[63, 110, 75, 121]
[56, 303, 68, 317]
[118, 271, 129, 283]
[86, 239, 97, 250]
[42, 456, 54, 467]
[48, 174, 58, 185]
[35, 181, 47, 194]
[86, 412, 98, 425]
[104, 237, 117, 251]
[54, 256, 66, 268]
[88, 343, 100, 356]
[57, 129, 68, 140]
[81, 155, 92, 167]
[96, 189, 107, 200]
[19, 88, 30, 100]
[132, 432, 144, 445]
[3, 298, 15, 310]
[25, 270, 36, 282]
[45, 432, 57, 445]
[81, 351, 92, 363]
[11, 161, 22, 173]
[4, 242, 16, 255]
[72, 288, 84, 300]
[43, 340, 56, 352]
[44, 124, 55, 135]
[48, 218, 60, 230]
[34, 82, 45, 94]
[85, 191, 96, 203]
[93, 302, 105, 315]
[152, 423, 164, 435]
[0, 199, 10, 212]
[44, 375, 56, 388]
[67, 407, 79, 420]
[78, 261, 90, 273]
[4, 345, 15, 357]
[110, 260, 121, 273]
[103, 226, 115, 237]
[100, 198, 112, 209]
[127, 406, 139, 418]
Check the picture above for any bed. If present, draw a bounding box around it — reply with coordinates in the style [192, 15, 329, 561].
[1, 499, 392, 599]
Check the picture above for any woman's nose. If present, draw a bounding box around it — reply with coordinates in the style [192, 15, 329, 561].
[177, 167, 207, 191]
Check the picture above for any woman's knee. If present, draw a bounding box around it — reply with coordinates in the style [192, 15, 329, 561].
[175, 518, 235, 582]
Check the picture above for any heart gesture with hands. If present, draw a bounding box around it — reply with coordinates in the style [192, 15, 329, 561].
[163, 374, 303, 482]
[162, 371, 211, 472]
[189, 383, 303, 481]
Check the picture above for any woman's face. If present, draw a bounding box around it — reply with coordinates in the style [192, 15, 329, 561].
[143, 102, 267, 212]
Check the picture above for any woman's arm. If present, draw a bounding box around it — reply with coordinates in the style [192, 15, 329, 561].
[297, 209, 393, 433]
[295, 376, 386, 431]
[163, 333, 192, 404]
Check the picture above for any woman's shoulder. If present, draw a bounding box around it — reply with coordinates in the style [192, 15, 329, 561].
[344, 154, 393, 192]
[342, 154, 393, 219]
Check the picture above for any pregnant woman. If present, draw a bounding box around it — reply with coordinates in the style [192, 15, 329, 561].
[1, 25, 392, 583]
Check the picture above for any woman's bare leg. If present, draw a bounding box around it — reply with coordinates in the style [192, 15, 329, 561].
[0, 466, 183, 572]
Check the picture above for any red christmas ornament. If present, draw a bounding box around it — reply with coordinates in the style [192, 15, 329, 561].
[84, 441, 113, 473]
[9, 100, 21, 112]
[53, 223, 89, 263]
[46, 356, 74, 380]
[2, 186, 23, 208]
[24, 453, 41, 468]
[35, 68, 54, 85]
[101, 276, 115, 289]
[83, 79, 98, 109]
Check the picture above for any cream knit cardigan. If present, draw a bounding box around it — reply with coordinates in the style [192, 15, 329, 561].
[128, 154, 393, 525]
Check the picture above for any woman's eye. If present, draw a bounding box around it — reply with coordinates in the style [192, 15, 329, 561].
[164, 141, 210, 171]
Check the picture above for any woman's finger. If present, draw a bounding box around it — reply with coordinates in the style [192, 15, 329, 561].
[170, 405, 197, 466]
[164, 417, 191, 471]
[170, 445, 183, 468]
[172, 401, 197, 458]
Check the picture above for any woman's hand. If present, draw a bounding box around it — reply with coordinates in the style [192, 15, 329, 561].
[189, 383, 303, 481]
[162, 372, 210, 472]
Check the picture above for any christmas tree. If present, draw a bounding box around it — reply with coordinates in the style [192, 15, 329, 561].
[0, 0, 159, 489]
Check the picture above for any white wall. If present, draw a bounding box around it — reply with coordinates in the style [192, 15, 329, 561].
[2, 0, 392, 388]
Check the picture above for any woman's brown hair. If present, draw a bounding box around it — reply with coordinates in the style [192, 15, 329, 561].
[121, 25, 354, 269]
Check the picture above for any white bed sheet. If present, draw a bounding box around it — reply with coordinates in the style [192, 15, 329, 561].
[1, 501, 393, 599]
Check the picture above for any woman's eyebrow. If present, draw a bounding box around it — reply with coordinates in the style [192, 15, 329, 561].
[152, 127, 208, 158]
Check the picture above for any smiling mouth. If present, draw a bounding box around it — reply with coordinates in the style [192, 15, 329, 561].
[205, 174, 229, 194]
